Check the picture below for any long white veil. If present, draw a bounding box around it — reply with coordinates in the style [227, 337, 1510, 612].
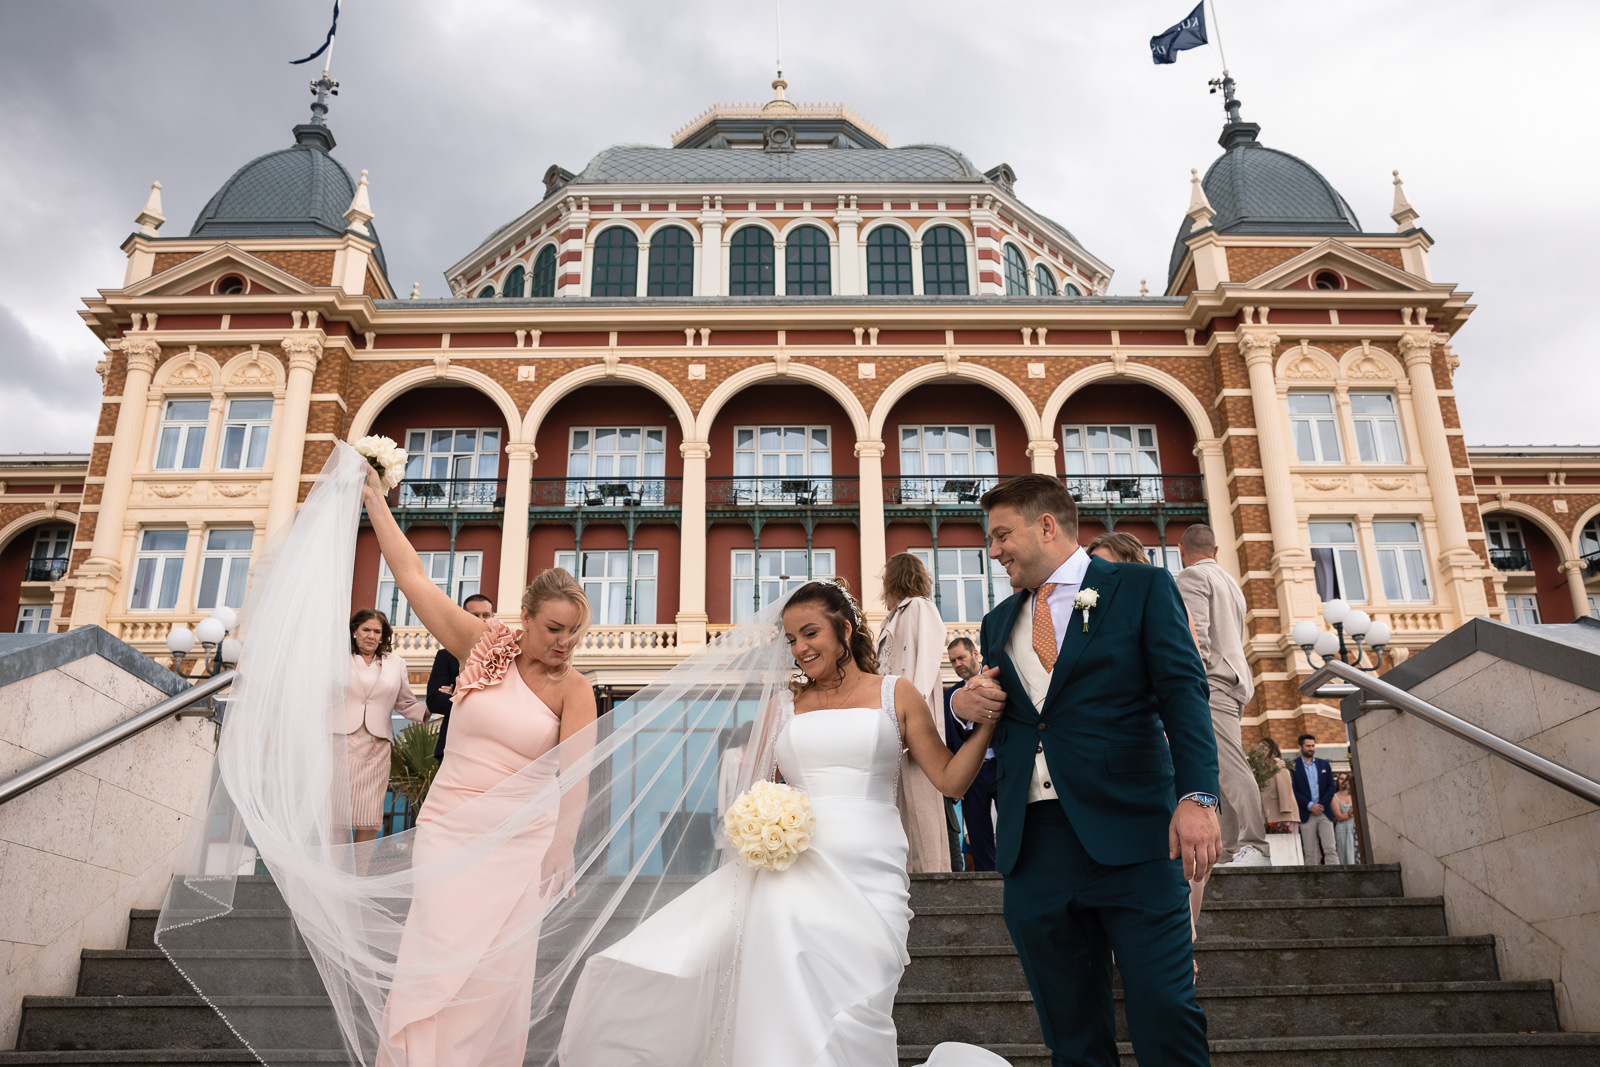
[156, 443, 800, 1065]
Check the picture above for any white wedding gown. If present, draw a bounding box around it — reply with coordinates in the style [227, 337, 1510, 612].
[559, 676, 1009, 1066]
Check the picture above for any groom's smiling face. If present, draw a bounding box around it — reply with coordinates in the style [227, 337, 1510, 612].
[986, 504, 1072, 591]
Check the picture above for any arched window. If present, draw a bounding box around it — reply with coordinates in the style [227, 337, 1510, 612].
[529, 244, 557, 297]
[728, 227, 775, 295]
[477, 285, 496, 298]
[501, 265, 526, 298]
[1034, 264, 1057, 296]
[591, 227, 639, 297]
[785, 225, 831, 295]
[647, 226, 695, 296]
[921, 226, 969, 295]
[1064, 283, 1082, 296]
[1002, 244, 1030, 295]
[866, 227, 913, 295]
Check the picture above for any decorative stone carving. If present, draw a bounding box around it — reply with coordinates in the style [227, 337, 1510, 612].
[857, 362, 875, 379]
[281, 337, 324, 373]
[1304, 477, 1350, 492]
[433, 353, 451, 378]
[773, 350, 790, 375]
[95, 357, 110, 382]
[944, 350, 960, 374]
[120, 337, 161, 375]
[1367, 476, 1413, 492]
[1284, 353, 1330, 380]
[167, 357, 214, 388]
[149, 483, 192, 499]
[1398, 331, 1445, 367]
[1111, 351, 1128, 374]
[229, 346, 278, 387]
[687, 364, 706, 380]
[214, 483, 255, 498]
[1238, 330, 1280, 366]
[1027, 363, 1045, 379]
[602, 350, 620, 376]
[1347, 353, 1393, 380]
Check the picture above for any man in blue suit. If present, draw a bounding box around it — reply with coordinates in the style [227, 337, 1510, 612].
[953, 474, 1220, 1067]
[944, 636, 997, 872]
[1289, 733, 1340, 865]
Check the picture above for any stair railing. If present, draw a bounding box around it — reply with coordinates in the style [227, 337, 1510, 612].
[0, 669, 236, 807]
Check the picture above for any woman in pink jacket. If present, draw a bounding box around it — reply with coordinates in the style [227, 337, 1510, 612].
[341, 608, 427, 843]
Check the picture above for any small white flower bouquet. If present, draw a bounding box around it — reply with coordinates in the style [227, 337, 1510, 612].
[353, 435, 408, 491]
[724, 780, 815, 872]
[1074, 588, 1100, 632]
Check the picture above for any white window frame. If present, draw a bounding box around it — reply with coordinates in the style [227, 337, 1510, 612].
[15, 604, 51, 634]
[377, 551, 483, 626]
[910, 546, 1008, 622]
[401, 427, 502, 507]
[1061, 423, 1164, 502]
[196, 528, 254, 611]
[1373, 520, 1432, 603]
[128, 528, 189, 611]
[1146, 546, 1183, 574]
[1587, 594, 1599, 621]
[1349, 393, 1405, 464]
[154, 399, 211, 471]
[555, 549, 658, 625]
[31, 527, 71, 559]
[1484, 516, 1526, 552]
[217, 397, 274, 471]
[730, 548, 835, 622]
[1506, 595, 1541, 626]
[1288, 392, 1344, 464]
[898, 425, 998, 503]
[566, 426, 667, 505]
[1580, 518, 1600, 559]
[1309, 520, 1366, 602]
[733, 425, 833, 504]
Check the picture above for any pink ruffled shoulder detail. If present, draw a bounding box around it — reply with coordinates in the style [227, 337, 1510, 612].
[451, 618, 521, 704]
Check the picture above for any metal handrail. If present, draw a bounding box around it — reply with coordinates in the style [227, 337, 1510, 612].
[1301, 658, 1600, 806]
[0, 670, 237, 807]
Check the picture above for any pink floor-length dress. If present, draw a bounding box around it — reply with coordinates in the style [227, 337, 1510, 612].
[380, 621, 562, 1067]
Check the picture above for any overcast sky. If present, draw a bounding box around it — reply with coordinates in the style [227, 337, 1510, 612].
[1, 0, 1594, 455]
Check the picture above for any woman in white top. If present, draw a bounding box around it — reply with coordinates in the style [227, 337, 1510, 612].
[340, 608, 427, 843]
[877, 552, 953, 873]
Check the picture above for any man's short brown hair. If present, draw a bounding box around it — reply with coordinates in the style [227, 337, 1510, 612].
[979, 474, 1078, 539]
[947, 635, 977, 655]
[1179, 524, 1217, 554]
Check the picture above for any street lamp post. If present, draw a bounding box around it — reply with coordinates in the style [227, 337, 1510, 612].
[167, 607, 242, 681]
[1292, 599, 1391, 672]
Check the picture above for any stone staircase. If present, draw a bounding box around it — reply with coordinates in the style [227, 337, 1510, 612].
[6, 865, 1599, 1065]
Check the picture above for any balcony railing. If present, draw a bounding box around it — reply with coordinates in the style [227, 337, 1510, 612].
[1583, 550, 1600, 577]
[1489, 548, 1533, 573]
[1064, 474, 1205, 507]
[885, 475, 1013, 506]
[392, 478, 505, 510]
[531, 478, 683, 508]
[22, 557, 69, 582]
[706, 476, 860, 507]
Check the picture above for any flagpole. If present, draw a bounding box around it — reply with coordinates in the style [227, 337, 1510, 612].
[1205, 0, 1230, 74]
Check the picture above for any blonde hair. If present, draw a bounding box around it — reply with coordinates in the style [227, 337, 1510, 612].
[882, 552, 932, 609]
[1086, 531, 1148, 564]
[522, 568, 591, 677]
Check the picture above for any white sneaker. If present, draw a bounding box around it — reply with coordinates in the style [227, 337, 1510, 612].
[1230, 844, 1272, 867]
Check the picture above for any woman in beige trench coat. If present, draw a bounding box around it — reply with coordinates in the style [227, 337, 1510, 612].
[877, 552, 953, 873]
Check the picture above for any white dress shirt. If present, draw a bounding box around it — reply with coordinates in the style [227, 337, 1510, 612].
[1005, 548, 1090, 803]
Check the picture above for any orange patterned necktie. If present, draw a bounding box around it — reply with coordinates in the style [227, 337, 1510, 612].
[1032, 583, 1059, 670]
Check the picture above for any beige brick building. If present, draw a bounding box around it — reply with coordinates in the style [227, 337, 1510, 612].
[18, 80, 1595, 746]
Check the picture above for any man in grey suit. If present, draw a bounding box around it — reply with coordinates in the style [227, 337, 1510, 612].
[1176, 524, 1270, 867]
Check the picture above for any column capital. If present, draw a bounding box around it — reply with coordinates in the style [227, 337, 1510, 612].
[281, 336, 324, 372]
[1560, 558, 1589, 576]
[120, 337, 161, 374]
[1238, 330, 1281, 367]
[680, 440, 712, 460]
[1193, 438, 1225, 458]
[854, 439, 886, 460]
[503, 442, 537, 460]
[1025, 439, 1059, 457]
[1399, 331, 1445, 367]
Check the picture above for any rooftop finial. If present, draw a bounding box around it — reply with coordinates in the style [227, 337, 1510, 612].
[343, 169, 373, 235]
[1186, 167, 1215, 226]
[1390, 169, 1420, 231]
[135, 181, 165, 236]
[1208, 70, 1260, 151]
[292, 1, 342, 127]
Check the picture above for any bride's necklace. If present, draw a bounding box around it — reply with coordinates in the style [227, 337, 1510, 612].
[811, 670, 862, 710]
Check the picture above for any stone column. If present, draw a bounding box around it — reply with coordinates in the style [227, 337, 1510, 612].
[1241, 330, 1318, 625]
[1401, 331, 1486, 617]
[496, 443, 536, 609]
[698, 197, 725, 297]
[1562, 560, 1592, 620]
[1027, 439, 1058, 476]
[264, 337, 324, 538]
[1195, 438, 1241, 578]
[835, 197, 861, 295]
[675, 441, 711, 645]
[773, 238, 787, 296]
[856, 439, 888, 620]
[72, 337, 161, 627]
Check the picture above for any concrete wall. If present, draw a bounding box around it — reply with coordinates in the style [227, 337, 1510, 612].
[1353, 644, 1600, 1030]
[0, 634, 215, 1047]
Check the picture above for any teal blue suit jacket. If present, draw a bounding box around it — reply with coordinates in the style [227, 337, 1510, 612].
[979, 555, 1220, 874]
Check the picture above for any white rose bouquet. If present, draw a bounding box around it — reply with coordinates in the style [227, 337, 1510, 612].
[353, 435, 408, 491]
[724, 780, 815, 872]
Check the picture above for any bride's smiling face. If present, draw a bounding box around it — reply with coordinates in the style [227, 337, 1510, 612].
[783, 602, 852, 682]
[520, 598, 582, 668]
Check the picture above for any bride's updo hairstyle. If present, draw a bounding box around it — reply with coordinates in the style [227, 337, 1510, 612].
[783, 579, 879, 692]
[522, 567, 592, 675]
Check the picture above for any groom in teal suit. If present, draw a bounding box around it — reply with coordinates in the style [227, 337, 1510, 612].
[953, 475, 1221, 1066]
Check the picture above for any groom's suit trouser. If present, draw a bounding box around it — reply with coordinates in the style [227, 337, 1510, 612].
[1004, 802, 1210, 1067]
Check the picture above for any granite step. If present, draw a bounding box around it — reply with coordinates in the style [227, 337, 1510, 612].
[905, 864, 1407, 909]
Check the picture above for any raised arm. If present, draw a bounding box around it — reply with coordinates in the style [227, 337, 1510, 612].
[361, 467, 485, 663]
[899, 677, 995, 798]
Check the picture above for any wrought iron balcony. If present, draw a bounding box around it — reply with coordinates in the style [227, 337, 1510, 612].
[885, 475, 1012, 507]
[531, 478, 683, 508]
[391, 478, 505, 511]
[706, 476, 860, 507]
[1064, 474, 1205, 508]
[1489, 548, 1534, 573]
[22, 557, 68, 582]
[1582, 550, 1600, 577]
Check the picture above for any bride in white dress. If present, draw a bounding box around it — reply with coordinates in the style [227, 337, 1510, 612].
[560, 579, 1010, 1067]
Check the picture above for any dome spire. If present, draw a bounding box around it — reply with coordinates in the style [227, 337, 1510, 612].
[1209, 71, 1260, 151]
[1390, 169, 1420, 230]
[344, 169, 373, 235]
[1186, 168, 1215, 227]
[134, 181, 165, 236]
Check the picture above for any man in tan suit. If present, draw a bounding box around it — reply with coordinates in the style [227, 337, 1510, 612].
[1176, 524, 1271, 866]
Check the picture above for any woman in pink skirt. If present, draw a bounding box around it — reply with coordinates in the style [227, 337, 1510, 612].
[340, 608, 427, 844]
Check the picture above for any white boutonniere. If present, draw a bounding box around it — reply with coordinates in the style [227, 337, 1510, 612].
[1074, 588, 1100, 633]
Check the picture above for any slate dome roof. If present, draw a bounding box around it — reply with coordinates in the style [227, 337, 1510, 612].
[573, 142, 988, 186]
[189, 124, 389, 277]
[1169, 121, 1359, 284]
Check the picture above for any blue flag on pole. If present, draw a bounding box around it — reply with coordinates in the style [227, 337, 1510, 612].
[291, 0, 341, 65]
[1150, 2, 1208, 65]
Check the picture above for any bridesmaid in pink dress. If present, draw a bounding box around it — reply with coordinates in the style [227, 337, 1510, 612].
[360, 467, 597, 1067]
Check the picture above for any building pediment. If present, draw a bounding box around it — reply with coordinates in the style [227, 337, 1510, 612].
[121, 244, 317, 299]
[1242, 239, 1432, 294]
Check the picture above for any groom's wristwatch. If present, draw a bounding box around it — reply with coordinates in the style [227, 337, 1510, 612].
[1180, 792, 1219, 810]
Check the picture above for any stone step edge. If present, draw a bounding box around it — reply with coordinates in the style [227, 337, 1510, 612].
[0, 1054, 346, 1064]
[909, 897, 1443, 917]
[897, 1031, 1600, 1058]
